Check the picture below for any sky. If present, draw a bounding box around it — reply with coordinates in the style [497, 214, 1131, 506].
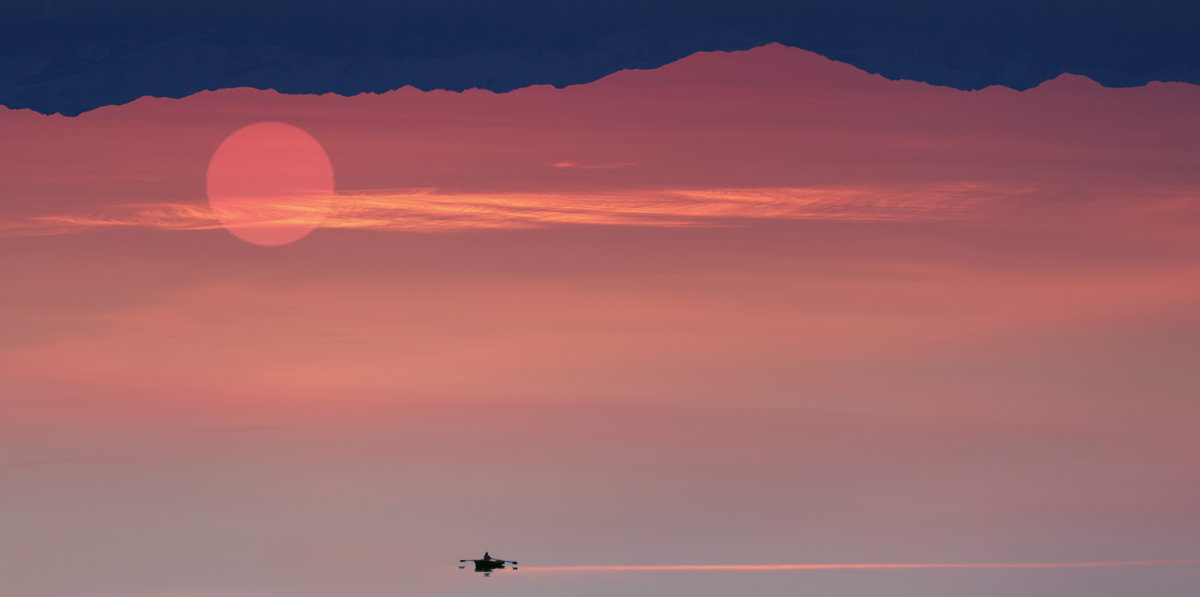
[2, 43, 1199, 596]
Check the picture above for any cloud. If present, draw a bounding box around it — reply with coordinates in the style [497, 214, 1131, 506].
[530, 560, 1200, 572]
[0, 457, 96, 471]
[0, 182, 1034, 237]
[550, 161, 637, 169]
[132, 591, 271, 597]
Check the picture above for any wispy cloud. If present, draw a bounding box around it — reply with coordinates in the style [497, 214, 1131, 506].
[529, 560, 1200, 572]
[0, 182, 1033, 237]
[550, 161, 637, 169]
[125, 590, 272, 597]
[0, 457, 96, 471]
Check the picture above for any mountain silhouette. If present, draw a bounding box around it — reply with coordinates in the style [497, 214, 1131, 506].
[4, 0, 1199, 116]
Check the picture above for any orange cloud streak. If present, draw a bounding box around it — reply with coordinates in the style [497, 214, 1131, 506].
[0, 182, 1030, 236]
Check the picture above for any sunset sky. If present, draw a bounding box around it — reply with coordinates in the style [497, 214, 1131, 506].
[2, 42, 1199, 596]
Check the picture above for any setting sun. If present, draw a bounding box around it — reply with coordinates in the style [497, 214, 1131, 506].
[206, 121, 335, 246]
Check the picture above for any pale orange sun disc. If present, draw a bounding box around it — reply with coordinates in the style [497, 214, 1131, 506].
[206, 121, 335, 246]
